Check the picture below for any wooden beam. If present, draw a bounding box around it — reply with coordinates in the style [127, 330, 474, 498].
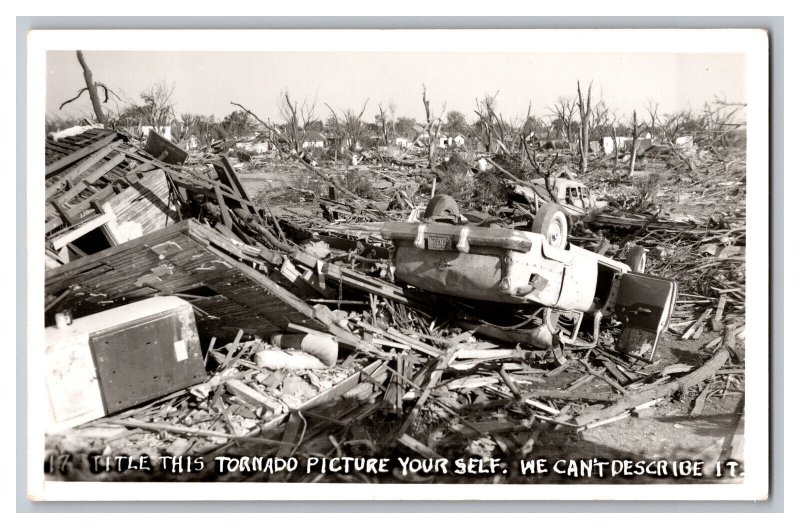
[213, 183, 232, 228]
[45, 140, 124, 199]
[396, 347, 459, 438]
[45, 131, 118, 176]
[54, 153, 127, 205]
[50, 211, 115, 250]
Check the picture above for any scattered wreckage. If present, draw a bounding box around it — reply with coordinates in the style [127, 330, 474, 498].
[40, 122, 745, 482]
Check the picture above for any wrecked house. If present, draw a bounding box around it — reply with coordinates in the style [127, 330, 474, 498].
[45, 128, 180, 267]
[602, 132, 653, 155]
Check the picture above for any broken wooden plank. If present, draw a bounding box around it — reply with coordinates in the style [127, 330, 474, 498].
[224, 379, 282, 414]
[54, 152, 127, 205]
[45, 131, 119, 176]
[213, 183, 233, 228]
[690, 383, 713, 417]
[104, 418, 290, 446]
[275, 412, 304, 459]
[45, 140, 125, 199]
[325, 263, 409, 304]
[397, 433, 444, 459]
[703, 324, 745, 350]
[50, 211, 115, 250]
[681, 308, 714, 340]
[498, 367, 522, 401]
[397, 347, 459, 438]
[711, 294, 727, 331]
[575, 341, 731, 426]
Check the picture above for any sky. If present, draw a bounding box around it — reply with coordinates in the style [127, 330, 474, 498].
[45, 50, 746, 125]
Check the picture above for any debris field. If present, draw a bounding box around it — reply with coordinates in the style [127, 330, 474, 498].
[42, 110, 746, 484]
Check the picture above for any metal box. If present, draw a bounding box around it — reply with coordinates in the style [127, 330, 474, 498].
[45, 296, 206, 432]
[143, 130, 188, 165]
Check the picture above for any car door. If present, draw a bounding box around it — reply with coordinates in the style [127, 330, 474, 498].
[612, 272, 678, 360]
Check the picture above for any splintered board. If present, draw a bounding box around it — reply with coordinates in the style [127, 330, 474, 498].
[45, 219, 327, 336]
[104, 169, 180, 236]
[45, 129, 136, 232]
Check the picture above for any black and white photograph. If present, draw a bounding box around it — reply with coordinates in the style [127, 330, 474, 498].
[25, 28, 770, 501]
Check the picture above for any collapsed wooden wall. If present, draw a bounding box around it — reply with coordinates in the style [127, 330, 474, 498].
[45, 220, 328, 337]
[105, 169, 179, 237]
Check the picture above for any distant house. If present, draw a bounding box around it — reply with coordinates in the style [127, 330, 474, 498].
[395, 137, 412, 148]
[299, 131, 327, 149]
[436, 133, 466, 149]
[450, 133, 466, 148]
[602, 132, 653, 155]
[235, 139, 273, 154]
[603, 136, 627, 154]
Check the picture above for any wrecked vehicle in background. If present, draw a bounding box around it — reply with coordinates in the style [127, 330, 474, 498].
[381, 195, 677, 361]
[511, 176, 606, 219]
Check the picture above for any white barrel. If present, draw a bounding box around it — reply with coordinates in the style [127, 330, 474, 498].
[269, 333, 338, 367]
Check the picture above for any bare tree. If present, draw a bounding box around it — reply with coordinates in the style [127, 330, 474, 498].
[645, 99, 660, 137]
[628, 110, 640, 178]
[376, 103, 392, 146]
[325, 100, 369, 158]
[474, 93, 510, 154]
[548, 96, 578, 143]
[174, 113, 196, 142]
[58, 51, 122, 125]
[577, 81, 593, 175]
[591, 99, 610, 140]
[697, 97, 746, 153]
[608, 108, 620, 170]
[473, 96, 493, 151]
[388, 101, 397, 137]
[324, 105, 345, 162]
[517, 101, 533, 153]
[343, 100, 370, 149]
[76, 50, 106, 124]
[659, 110, 698, 143]
[422, 85, 446, 168]
[279, 90, 318, 152]
[127, 81, 176, 130]
[521, 140, 562, 204]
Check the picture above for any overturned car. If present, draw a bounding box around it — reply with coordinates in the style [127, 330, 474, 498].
[381, 195, 677, 361]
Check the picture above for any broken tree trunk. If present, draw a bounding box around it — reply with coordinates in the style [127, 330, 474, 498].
[422, 85, 435, 169]
[76, 51, 106, 125]
[628, 110, 639, 178]
[574, 337, 731, 426]
[577, 81, 592, 176]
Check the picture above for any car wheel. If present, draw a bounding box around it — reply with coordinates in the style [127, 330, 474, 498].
[532, 203, 569, 249]
[626, 245, 647, 273]
[424, 194, 460, 222]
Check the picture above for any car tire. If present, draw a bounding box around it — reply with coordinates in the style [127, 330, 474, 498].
[532, 203, 569, 249]
[424, 194, 460, 222]
[626, 245, 647, 273]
